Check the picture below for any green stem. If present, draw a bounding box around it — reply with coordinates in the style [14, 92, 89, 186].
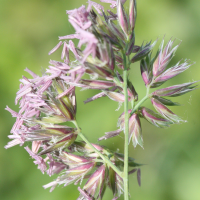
[130, 86, 150, 115]
[72, 120, 123, 178]
[122, 52, 129, 200]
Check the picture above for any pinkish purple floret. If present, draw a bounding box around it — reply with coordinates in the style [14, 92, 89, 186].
[117, 0, 129, 35]
[153, 39, 179, 77]
[87, 0, 104, 15]
[100, 0, 126, 8]
[25, 146, 47, 174]
[154, 60, 193, 83]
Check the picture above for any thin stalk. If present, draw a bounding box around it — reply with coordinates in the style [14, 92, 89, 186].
[130, 86, 150, 115]
[72, 120, 123, 178]
[122, 52, 129, 200]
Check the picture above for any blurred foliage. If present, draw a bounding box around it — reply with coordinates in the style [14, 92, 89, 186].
[1, 0, 200, 199]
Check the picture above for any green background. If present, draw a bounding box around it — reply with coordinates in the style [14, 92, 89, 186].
[1, 0, 200, 199]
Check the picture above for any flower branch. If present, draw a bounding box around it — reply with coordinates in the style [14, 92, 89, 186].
[72, 120, 123, 178]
